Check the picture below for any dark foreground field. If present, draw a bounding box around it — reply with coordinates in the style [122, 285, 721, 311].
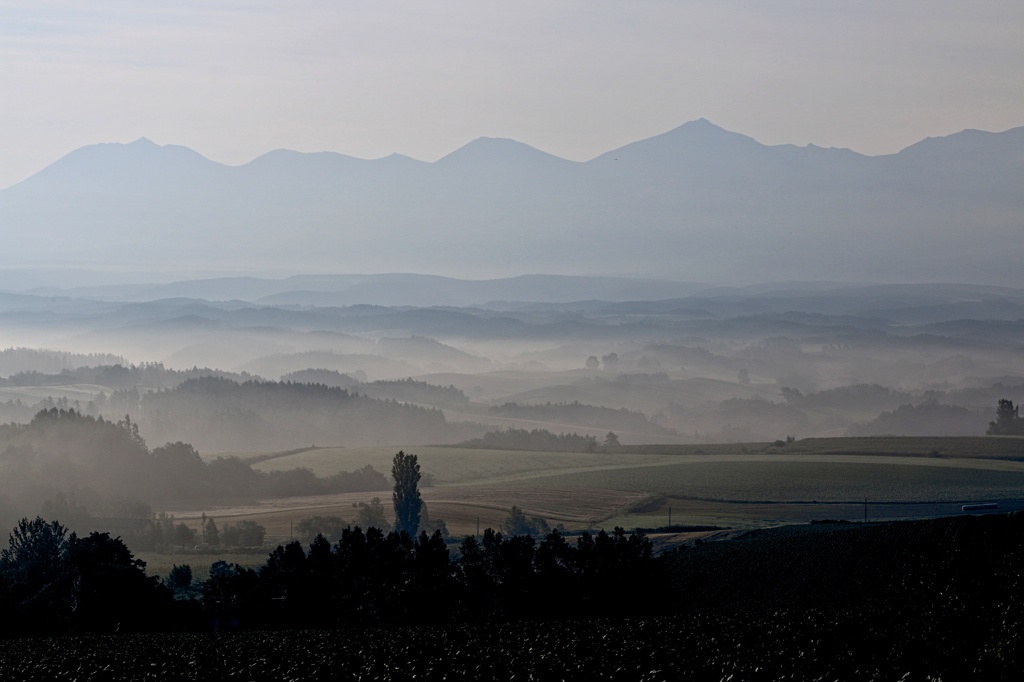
[2, 513, 1021, 680]
[0, 610, 1009, 682]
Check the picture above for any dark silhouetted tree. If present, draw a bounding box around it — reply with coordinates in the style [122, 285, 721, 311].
[67, 531, 166, 631]
[391, 450, 422, 537]
[117, 413, 146, 449]
[988, 399, 1024, 435]
[501, 506, 549, 537]
[151, 441, 205, 497]
[0, 517, 72, 627]
[419, 501, 450, 540]
[295, 515, 347, 544]
[1, 518, 171, 632]
[202, 515, 220, 547]
[502, 506, 531, 536]
[355, 497, 388, 530]
[203, 560, 261, 630]
[221, 520, 265, 547]
[166, 564, 193, 592]
[173, 523, 196, 547]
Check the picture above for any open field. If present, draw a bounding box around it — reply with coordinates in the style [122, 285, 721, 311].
[516, 457, 1024, 501]
[233, 446, 675, 486]
[776, 436, 1024, 459]
[230, 437, 1024, 487]
[0, 384, 106, 404]
[174, 439, 1024, 544]
[619, 436, 1024, 459]
[437, 408, 685, 445]
[136, 551, 269, 583]
[161, 485, 646, 542]
[481, 375, 780, 414]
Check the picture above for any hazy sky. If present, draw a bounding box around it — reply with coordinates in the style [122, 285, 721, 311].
[2, 1, 1022, 189]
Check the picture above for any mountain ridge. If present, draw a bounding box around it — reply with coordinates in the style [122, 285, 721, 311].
[20, 118, 1024, 188]
[2, 120, 1022, 286]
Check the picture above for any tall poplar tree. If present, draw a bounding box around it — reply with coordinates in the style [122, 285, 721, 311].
[391, 450, 422, 536]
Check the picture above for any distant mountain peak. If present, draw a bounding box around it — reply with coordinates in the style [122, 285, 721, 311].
[436, 136, 570, 166]
[666, 118, 756, 142]
[376, 152, 427, 166]
[591, 118, 760, 164]
[681, 117, 716, 128]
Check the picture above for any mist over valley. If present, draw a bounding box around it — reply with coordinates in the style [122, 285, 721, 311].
[5, 1, 1024, 674]
[3, 133, 1023, 568]
[1, 273, 1023, 533]
[0, 114, 1014, 682]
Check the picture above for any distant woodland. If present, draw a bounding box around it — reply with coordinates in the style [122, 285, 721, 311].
[136, 377, 466, 452]
[357, 378, 470, 409]
[0, 348, 126, 378]
[0, 408, 389, 533]
[456, 428, 601, 453]
[0, 368, 483, 452]
[0, 281, 1023, 449]
[488, 401, 676, 437]
[0, 362, 254, 389]
[0, 360, 1019, 449]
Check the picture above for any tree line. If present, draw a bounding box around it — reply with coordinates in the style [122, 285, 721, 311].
[0, 521, 656, 635]
[357, 378, 470, 409]
[488, 401, 676, 436]
[456, 427, 601, 452]
[0, 361, 253, 390]
[138, 377, 460, 451]
[203, 524, 656, 630]
[0, 348, 125, 378]
[0, 450, 657, 634]
[0, 408, 390, 529]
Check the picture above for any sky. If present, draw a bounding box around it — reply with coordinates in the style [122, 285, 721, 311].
[1, 0, 1023, 189]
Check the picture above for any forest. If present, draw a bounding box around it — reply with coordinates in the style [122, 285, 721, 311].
[0, 408, 390, 534]
[1, 509, 1021, 679]
[0, 512, 656, 635]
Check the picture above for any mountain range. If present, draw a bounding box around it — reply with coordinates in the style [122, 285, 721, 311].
[2, 119, 1022, 286]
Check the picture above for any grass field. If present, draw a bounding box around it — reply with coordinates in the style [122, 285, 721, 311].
[176, 439, 1024, 544]
[779, 436, 1024, 459]
[517, 457, 1024, 501]
[235, 439, 1024, 487]
[135, 550, 269, 583]
[0, 384, 106, 404]
[620, 436, 1024, 459]
[234, 445, 675, 486]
